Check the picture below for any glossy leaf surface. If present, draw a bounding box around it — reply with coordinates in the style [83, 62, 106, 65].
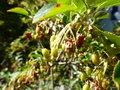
[33, 3, 77, 23]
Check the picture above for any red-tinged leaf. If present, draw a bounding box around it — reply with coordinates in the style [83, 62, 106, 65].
[33, 3, 77, 23]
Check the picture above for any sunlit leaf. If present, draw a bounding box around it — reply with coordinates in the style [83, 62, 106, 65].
[84, 0, 120, 11]
[92, 25, 120, 55]
[73, 0, 86, 13]
[101, 31, 120, 48]
[57, 0, 71, 5]
[85, 0, 107, 7]
[92, 25, 120, 48]
[97, 0, 120, 10]
[7, 7, 29, 16]
[33, 3, 77, 23]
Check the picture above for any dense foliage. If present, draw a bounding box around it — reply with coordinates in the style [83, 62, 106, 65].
[0, 0, 120, 90]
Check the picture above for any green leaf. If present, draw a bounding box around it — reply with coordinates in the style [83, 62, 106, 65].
[94, 11, 109, 21]
[73, 0, 86, 13]
[113, 61, 120, 85]
[92, 25, 120, 55]
[7, 7, 29, 16]
[57, 0, 73, 17]
[47, 0, 57, 3]
[82, 0, 120, 11]
[97, 0, 120, 10]
[85, 0, 107, 7]
[28, 49, 43, 59]
[101, 31, 120, 48]
[57, 0, 71, 5]
[92, 26, 120, 48]
[33, 3, 57, 23]
[33, 3, 77, 23]
[29, 53, 42, 58]
[62, 15, 70, 24]
[101, 36, 120, 56]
